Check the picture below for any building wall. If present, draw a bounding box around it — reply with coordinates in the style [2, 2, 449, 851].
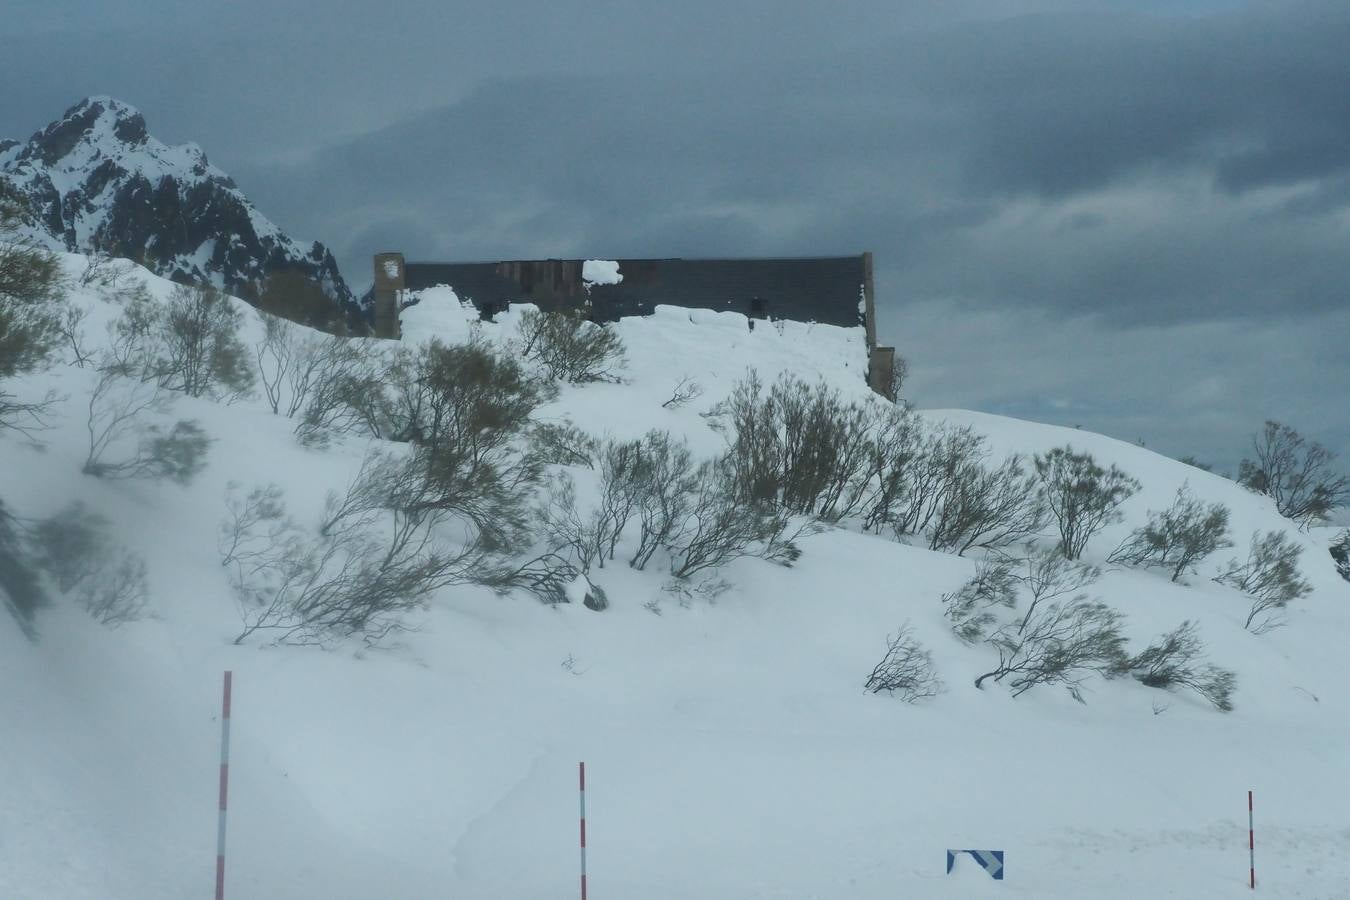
[381, 253, 895, 396]
[400, 256, 870, 332]
[372, 251, 405, 339]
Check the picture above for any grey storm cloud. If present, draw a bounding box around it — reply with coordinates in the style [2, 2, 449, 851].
[210, 0, 1350, 322]
[3, 0, 1347, 474]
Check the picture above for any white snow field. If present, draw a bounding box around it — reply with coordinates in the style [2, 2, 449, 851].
[2, 255, 1349, 899]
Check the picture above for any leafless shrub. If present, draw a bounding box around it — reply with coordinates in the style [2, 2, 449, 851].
[891, 424, 986, 538]
[629, 431, 700, 571]
[860, 403, 924, 533]
[254, 312, 294, 415]
[1, 499, 47, 630]
[77, 252, 118, 287]
[926, 454, 1046, 556]
[74, 253, 141, 300]
[1034, 446, 1140, 560]
[1127, 620, 1236, 712]
[879, 353, 910, 404]
[533, 440, 654, 574]
[534, 472, 604, 574]
[593, 439, 650, 565]
[774, 375, 873, 520]
[662, 375, 704, 409]
[865, 622, 942, 702]
[1013, 546, 1101, 636]
[974, 598, 1128, 702]
[356, 340, 547, 544]
[661, 575, 732, 606]
[28, 502, 111, 591]
[528, 431, 792, 586]
[941, 555, 1019, 643]
[517, 307, 626, 383]
[224, 457, 502, 646]
[0, 186, 66, 434]
[528, 419, 599, 469]
[114, 284, 255, 401]
[1108, 484, 1232, 581]
[156, 284, 255, 400]
[291, 338, 381, 446]
[668, 458, 810, 580]
[28, 503, 148, 626]
[76, 551, 149, 627]
[1213, 530, 1313, 633]
[83, 364, 210, 483]
[708, 371, 875, 522]
[487, 551, 581, 606]
[57, 303, 93, 367]
[1238, 421, 1348, 525]
[1178, 455, 1215, 474]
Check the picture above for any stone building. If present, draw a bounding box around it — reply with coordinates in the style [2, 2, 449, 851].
[372, 252, 896, 396]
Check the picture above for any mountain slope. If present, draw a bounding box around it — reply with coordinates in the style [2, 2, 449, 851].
[1, 256, 1348, 899]
[0, 97, 355, 316]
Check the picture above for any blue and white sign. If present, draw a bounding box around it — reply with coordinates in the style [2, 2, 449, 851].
[946, 849, 1005, 880]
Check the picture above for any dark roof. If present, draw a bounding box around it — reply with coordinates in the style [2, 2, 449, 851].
[402, 256, 867, 330]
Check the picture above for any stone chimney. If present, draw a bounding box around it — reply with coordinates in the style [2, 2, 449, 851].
[373, 252, 405, 339]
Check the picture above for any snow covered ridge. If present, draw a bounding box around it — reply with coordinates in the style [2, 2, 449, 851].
[0, 97, 355, 316]
[3, 255, 1350, 898]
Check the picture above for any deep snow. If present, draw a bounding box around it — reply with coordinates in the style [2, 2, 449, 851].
[1, 255, 1348, 899]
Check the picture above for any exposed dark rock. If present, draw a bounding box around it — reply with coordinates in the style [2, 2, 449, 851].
[1332, 531, 1350, 584]
[1, 97, 360, 327]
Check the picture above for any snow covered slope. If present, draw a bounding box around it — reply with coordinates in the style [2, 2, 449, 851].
[0, 97, 355, 314]
[1, 257, 1348, 899]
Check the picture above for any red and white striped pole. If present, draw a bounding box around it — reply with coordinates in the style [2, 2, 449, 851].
[1248, 790, 1255, 890]
[216, 671, 233, 900]
[579, 761, 588, 900]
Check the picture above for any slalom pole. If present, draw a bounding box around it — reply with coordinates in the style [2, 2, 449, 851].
[216, 672, 233, 900]
[580, 761, 588, 900]
[1248, 790, 1255, 890]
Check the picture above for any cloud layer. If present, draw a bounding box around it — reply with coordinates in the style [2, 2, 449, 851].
[4, 0, 1347, 477]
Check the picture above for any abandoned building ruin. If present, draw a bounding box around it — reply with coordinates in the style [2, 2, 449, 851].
[371, 252, 896, 396]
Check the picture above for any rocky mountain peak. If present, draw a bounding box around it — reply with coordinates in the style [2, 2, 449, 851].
[1, 96, 357, 325]
[31, 97, 150, 164]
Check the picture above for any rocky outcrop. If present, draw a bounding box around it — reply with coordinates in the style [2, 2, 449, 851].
[0, 97, 356, 321]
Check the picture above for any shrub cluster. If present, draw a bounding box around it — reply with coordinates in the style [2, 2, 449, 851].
[1126, 621, 1237, 712]
[1034, 446, 1140, 560]
[0, 181, 66, 434]
[1238, 421, 1348, 525]
[707, 372, 1047, 556]
[1213, 530, 1313, 633]
[516, 307, 626, 383]
[114, 284, 255, 401]
[223, 451, 513, 646]
[946, 544, 1238, 710]
[0, 499, 46, 632]
[865, 623, 942, 702]
[527, 430, 807, 595]
[28, 503, 149, 627]
[1108, 484, 1232, 582]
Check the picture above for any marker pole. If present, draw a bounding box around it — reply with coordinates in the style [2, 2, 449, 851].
[580, 762, 587, 900]
[1248, 790, 1255, 890]
[216, 672, 233, 900]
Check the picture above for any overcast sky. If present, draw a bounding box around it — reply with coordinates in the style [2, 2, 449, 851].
[3, 0, 1347, 480]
